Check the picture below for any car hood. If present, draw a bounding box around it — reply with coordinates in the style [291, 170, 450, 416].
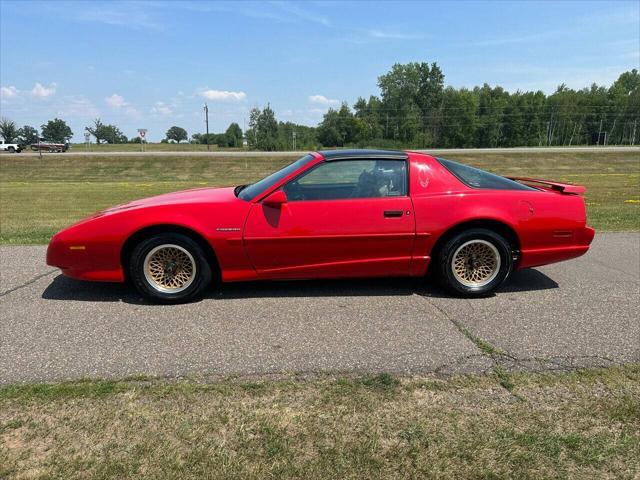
[100, 186, 238, 214]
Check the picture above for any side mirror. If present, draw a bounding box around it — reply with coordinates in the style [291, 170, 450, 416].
[263, 189, 288, 207]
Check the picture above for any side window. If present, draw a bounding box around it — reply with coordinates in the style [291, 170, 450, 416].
[284, 159, 407, 201]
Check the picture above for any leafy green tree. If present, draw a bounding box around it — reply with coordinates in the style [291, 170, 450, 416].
[166, 126, 188, 143]
[607, 69, 640, 144]
[439, 88, 478, 148]
[85, 119, 126, 143]
[354, 96, 384, 141]
[276, 122, 317, 150]
[247, 106, 278, 151]
[317, 108, 343, 146]
[41, 118, 73, 143]
[246, 107, 261, 148]
[317, 103, 363, 147]
[225, 122, 243, 147]
[103, 125, 127, 143]
[85, 119, 106, 144]
[17, 125, 39, 145]
[0, 118, 18, 142]
[473, 84, 509, 147]
[211, 133, 227, 146]
[377, 62, 444, 144]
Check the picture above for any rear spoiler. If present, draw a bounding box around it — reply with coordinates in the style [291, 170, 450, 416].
[507, 177, 586, 195]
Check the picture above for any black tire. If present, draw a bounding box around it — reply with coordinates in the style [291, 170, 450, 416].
[436, 228, 513, 297]
[8, 147, 15, 153]
[128, 233, 212, 303]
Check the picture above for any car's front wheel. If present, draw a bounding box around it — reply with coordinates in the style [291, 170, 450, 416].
[437, 228, 512, 297]
[129, 233, 212, 303]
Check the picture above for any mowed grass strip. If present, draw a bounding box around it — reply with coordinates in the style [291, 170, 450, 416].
[1, 151, 638, 244]
[1, 366, 639, 479]
[68, 143, 248, 152]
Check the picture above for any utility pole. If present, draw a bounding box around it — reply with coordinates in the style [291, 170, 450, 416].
[632, 119, 637, 146]
[292, 130, 296, 150]
[203, 103, 210, 151]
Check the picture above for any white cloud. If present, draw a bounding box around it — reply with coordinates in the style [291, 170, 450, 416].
[0, 86, 19, 99]
[104, 93, 139, 117]
[199, 89, 247, 102]
[151, 101, 172, 115]
[308, 94, 339, 106]
[105, 93, 128, 107]
[58, 96, 100, 118]
[31, 82, 56, 97]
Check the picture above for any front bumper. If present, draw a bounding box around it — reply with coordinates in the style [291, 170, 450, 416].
[46, 232, 125, 282]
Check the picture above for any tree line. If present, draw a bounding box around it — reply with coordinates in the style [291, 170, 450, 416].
[314, 64, 639, 149]
[224, 65, 639, 150]
[2, 64, 637, 149]
[0, 118, 73, 145]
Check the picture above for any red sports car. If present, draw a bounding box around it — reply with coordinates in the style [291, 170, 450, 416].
[47, 150, 595, 302]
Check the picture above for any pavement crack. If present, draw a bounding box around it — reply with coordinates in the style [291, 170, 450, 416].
[0, 269, 57, 297]
[419, 295, 522, 397]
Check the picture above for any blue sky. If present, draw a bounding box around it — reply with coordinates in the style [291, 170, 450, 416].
[1, 0, 638, 141]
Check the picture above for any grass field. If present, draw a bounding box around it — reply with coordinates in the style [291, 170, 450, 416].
[1, 366, 638, 479]
[1, 150, 638, 244]
[69, 143, 246, 152]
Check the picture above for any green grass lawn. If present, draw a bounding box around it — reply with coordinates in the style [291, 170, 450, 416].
[1, 151, 638, 244]
[1, 366, 638, 479]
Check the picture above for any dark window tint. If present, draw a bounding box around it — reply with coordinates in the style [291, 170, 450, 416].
[284, 159, 407, 201]
[437, 157, 537, 191]
[238, 154, 315, 200]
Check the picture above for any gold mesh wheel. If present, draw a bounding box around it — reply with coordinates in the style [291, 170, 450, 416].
[451, 239, 501, 288]
[143, 244, 196, 294]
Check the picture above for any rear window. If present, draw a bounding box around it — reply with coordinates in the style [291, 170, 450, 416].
[437, 158, 537, 191]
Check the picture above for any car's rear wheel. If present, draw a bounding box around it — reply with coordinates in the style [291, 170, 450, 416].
[437, 228, 512, 297]
[129, 233, 212, 303]
[8, 147, 15, 153]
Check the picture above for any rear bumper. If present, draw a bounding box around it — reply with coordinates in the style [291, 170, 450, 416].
[519, 226, 595, 269]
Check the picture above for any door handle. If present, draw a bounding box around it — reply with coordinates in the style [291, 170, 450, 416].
[383, 210, 403, 218]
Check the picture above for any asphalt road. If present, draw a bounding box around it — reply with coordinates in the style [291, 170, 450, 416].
[6, 146, 640, 157]
[1, 233, 638, 384]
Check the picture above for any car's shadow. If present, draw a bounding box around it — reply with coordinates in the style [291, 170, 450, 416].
[41, 268, 558, 305]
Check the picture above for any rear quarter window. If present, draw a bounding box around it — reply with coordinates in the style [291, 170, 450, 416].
[437, 157, 537, 191]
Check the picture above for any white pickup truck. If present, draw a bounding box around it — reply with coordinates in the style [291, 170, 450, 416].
[0, 140, 22, 153]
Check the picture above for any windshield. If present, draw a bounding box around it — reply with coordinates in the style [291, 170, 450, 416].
[437, 157, 537, 191]
[238, 154, 315, 200]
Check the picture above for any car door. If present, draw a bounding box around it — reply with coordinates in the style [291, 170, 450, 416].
[243, 158, 415, 279]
